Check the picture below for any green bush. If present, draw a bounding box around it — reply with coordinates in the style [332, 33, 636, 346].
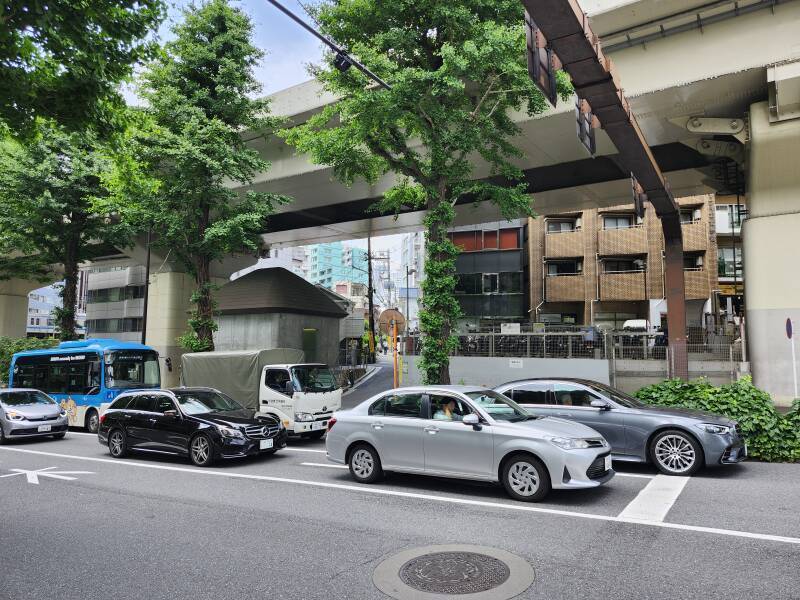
[0, 337, 58, 385]
[634, 376, 800, 462]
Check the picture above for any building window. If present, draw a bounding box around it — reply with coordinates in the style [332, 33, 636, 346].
[483, 273, 499, 293]
[87, 286, 145, 304]
[85, 318, 143, 334]
[683, 253, 704, 270]
[546, 219, 578, 233]
[717, 247, 742, 278]
[603, 215, 634, 230]
[603, 258, 645, 273]
[680, 207, 702, 223]
[547, 260, 582, 276]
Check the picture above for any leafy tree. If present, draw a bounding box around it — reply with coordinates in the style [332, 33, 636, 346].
[282, 1, 569, 383]
[0, 0, 165, 135]
[0, 122, 131, 340]
[128, 0, 288, 352]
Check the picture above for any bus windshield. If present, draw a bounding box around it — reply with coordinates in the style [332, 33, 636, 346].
[291, 365, 337, 392]
[105, 351, 160, 389]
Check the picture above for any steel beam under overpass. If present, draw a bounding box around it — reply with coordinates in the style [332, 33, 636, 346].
[522, 0, 689, 379]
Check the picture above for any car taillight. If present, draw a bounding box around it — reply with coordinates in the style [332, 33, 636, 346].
[99, 414, 106, 425]
[327, 417, 336, 431]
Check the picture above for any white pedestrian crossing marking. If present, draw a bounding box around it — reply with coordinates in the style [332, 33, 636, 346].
[0, 466, 94, 485]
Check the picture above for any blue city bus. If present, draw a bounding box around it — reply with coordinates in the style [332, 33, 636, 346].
[9, 339, 160, 432]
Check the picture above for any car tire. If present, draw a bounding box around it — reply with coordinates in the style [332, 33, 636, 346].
[649, 429, 704, 476]
[108, 429, 128, 458]
[501, 453, 551, 502]
[52, 432, 66, 440]
[348, 444, 383, 484]
[85, 409, 99, 434]
[0, 426, 6, 445]
[189, 434, 215, 467]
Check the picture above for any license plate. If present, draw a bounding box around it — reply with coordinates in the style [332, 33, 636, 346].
[312, 421, 326, 430]
[604, 455, 612, 471]
[38, 425, 51, 433]
[259, 439, 273, 450]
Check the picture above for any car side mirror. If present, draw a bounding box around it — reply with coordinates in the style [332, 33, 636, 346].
[462, 414, 481, 430]
[590, 399, 610, 410]
[163, 409, 179, 418]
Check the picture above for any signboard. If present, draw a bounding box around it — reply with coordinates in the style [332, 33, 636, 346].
[500, 323, 521, 335]
[509, 359, 523, 369]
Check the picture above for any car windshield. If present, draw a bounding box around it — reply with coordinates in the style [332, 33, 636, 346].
[172, 390, 244, 415]
[105, 351, 160, 389]
[291, 365, 337, 392]
[465, 390, 533, 422]
[582, 381, 646, 408]
[0, 391, 55, 407]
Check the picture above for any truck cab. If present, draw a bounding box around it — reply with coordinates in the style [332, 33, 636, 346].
[259, 363, 341, 437]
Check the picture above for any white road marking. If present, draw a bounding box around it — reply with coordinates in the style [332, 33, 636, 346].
[0, 466, 94, 484]
[301, 461, 348, 469]
[283, 447, 327, 453]
[67, 431, 96, 437]
[1, 446, 795, 545]
[618, 474, 690, 522]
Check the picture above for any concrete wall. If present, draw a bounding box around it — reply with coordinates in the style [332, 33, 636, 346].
[611, 359, 738, 395]
[401, 356, 611, 388]
[0, 279, 40, 339]
[214, 312, 341, 367]
[745, 101, 800, 405]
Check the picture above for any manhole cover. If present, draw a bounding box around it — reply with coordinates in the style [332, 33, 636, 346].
[373, 544, 535, 600]
[399, 551, 510, 594]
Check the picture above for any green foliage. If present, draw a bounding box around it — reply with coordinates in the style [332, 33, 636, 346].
[0, 1, 165, 136]
[281, 1, 570, 383]
[0, 337, 57, 385]
[0, 121, 134, 339]
[635, 377, 800, 462]
[118, 0, 289, 351]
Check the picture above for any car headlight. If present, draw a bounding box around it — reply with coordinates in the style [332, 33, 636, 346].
[60, 410, 67, 418]
[217, 426, 244, 439]
[696, 423, 731, 435]
[6, 412, 24, 421]
[294, 412, 314, 422]
[545, 436, 592, 450]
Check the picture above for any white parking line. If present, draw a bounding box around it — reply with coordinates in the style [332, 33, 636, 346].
[618, 474, 690, 522]
[284, 447, 327, 454]
[301, 462, 347, 469]
[1, 445, 796, 545]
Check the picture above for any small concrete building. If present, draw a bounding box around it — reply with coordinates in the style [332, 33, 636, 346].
[213, 267, 347, 366]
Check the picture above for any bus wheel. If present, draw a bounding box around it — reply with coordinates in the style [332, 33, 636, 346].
[85, 409, 99, 434]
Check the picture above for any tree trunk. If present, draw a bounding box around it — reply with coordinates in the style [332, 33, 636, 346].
[194, 253, 215, 351]
[58, 234, 80, 341]
[419, 183, 458, 384]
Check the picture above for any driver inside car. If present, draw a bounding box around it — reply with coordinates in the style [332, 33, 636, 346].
[433, 398, 463, 421]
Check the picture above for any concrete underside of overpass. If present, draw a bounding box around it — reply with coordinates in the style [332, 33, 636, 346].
[2, 0, 799, 399]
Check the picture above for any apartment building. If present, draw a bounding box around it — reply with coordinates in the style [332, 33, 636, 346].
[449, 220, 528, 330]
[84, 261, 146, 342]
[529, 195, 719, 332]
[714, 195, 745, 322]
[306, 242, 368, 289]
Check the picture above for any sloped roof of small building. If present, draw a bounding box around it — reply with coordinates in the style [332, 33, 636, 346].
[217, 267, 347, 318]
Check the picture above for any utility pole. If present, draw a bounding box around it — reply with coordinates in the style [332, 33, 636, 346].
[367, 236, 376, 363]
[140, 224, 152, 345]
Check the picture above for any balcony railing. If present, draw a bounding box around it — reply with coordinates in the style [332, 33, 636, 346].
[545, 273, 585, 302]
[681, 220, 708, 251]
[544, 228, 585, 258]
[599, 271, 647, 300]
[684, 268, 711, 299]
[598, 224, 647, 255]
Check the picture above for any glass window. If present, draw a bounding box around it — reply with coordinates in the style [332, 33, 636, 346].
[464, 390, 532, 422]
[46, 365, 69, 394]
[173, 390, 244, 415]
[482, 273, 498, 293]
[291, 365, 337, 392]
[603, 215, 633, 230]
[456, 273, 481, 295]
[109, 395, 134, 410]
[155, 395, 177, 413]
[510, 384, 551, 405]
[717, 247, 742, 277]
[429, 395, 473, 421]
[15, 365, 35, 388]
[105, 351, 160, 389]
[603, 259, 645, 273]
[499, 272, 522, 293]
[547, 260, 582, 276]
[368, 398, 385, 416]
[384, 393, 423, 418]
[130, 395, 158, 412]
[553, 384, 602, 407]
[265, 369, 292, 393]
[547, 220, 576, 233]
[582, 381, 645, 408]
[0, 390, 55, 406]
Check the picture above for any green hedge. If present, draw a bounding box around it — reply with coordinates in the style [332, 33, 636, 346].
[0, 337, 59, 385]
[634, 377, 800, 462]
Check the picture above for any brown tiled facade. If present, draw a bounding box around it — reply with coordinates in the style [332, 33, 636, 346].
[528, 195, 719, 327]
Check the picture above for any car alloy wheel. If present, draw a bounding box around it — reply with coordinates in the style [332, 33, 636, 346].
[348, 444, 383, 483]
[652, 431, 700, 475]
[190, 434, 213, 467]
[508, 461, 540, 497]
[109, 430, 126, 458]
[86, 410, 99, 434]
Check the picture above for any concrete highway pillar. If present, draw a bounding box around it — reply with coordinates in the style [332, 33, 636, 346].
[744, 101, 800, 405]
[0, 279, 41, 339]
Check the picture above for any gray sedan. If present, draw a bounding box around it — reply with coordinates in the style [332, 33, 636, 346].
[494, 378, 746, 476]
[0, 389, 69, 443]
[326, 386, 614, 502]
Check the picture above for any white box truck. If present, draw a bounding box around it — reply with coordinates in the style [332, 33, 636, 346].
[180, 349, 342, 438]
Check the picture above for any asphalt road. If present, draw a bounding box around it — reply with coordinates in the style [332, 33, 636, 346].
[1, 428, 798, 600]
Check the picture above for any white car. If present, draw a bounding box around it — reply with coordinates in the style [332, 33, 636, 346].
[325, 386, 614, 502]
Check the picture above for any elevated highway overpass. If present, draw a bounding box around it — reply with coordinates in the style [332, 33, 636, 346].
[3, 0, 799, 398]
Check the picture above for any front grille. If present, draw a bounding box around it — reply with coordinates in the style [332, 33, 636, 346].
[244, 424, 281, 440]
[10, 425, 67, 436]
[586, 453, 611, 480]
[25, 415, 61, 422]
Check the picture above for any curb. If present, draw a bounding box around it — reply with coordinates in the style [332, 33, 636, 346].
[343, 365, 382, 396]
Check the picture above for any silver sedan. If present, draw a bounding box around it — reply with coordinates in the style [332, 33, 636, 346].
[0, 389, 69, 443]
[325, 386, 614, 502]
